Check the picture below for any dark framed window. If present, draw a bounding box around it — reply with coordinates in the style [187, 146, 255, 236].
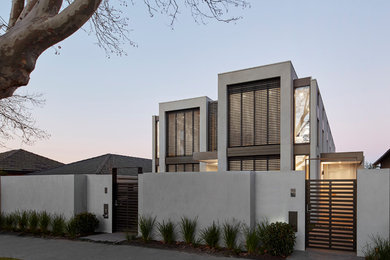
[228, 156, 280, 171]
[167, 163, 200, 172]
[167, 108, 200, 157]
[228, 78, 280, 148]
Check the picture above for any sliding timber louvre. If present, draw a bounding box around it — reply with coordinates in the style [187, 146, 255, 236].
[228, 77, 281, 147]
[166, 108, 200, 172]
[208, 101, 218, 151]
[228, 77, 281, 171]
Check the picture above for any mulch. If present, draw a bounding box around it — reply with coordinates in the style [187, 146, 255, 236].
[120, 238, 285, 259]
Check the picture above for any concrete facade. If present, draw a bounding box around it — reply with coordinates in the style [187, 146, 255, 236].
[157, 96, 210, 172]
[0, 174, 113, 233]
[152, 61, 335, 176]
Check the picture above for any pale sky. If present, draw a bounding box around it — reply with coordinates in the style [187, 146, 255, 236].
[0, 1, 389, 164]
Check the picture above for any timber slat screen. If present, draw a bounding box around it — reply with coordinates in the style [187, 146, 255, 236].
[305, 179, 356, 251]
[115, 176, 138, 233]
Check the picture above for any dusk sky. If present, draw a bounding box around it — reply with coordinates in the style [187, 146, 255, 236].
[0, 1, 389, 164]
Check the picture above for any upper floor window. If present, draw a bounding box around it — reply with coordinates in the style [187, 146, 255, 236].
[294, 86, 310, 143]
[167, 108, 200, 157]
[228, 78, 280, 148]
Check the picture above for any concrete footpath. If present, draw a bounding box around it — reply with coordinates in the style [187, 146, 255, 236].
[0, 234, 363, 260]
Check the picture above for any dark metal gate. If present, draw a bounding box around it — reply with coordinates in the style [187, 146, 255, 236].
[305, 179, 356, 251]
[113, 175, 138, 233]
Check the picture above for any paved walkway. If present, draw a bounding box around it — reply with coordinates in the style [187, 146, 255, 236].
[0, 234, 363, 260]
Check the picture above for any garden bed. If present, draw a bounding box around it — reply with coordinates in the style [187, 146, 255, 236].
[120, 238, 284, 259]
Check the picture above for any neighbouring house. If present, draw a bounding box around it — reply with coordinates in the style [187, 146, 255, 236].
[373, 148, 390, 169]
[0, 149, 63, 175]
[141, 61, 383, 256]
[31, 153, 152, 175]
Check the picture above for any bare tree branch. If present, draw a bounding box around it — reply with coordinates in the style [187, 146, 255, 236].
[0, 0, 250, 99]
[8, 0, 24, 29]
[0, 93, 49, 147]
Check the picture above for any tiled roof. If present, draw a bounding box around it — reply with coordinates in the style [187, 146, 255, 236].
[0, 149, 64, 172]
[374, 149, 390, 166]
[31, 153, 152, 175]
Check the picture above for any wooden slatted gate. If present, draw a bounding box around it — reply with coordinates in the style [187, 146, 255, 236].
[305, 179, 356, 251]
[114, 176, 138, 232]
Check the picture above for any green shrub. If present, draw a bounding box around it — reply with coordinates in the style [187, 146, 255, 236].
[52, 214, 66, 236]
[0, 212, 4, 230]
[4, 213, 17, 231]
[244, 226, 260, 255]
[200, 222, 220, 248]
[259, 222, 295, 257]
[157, 220, 175, 244]
[28, 211, 39, 233]
[39, 211, 51, 233]
[16, 210, 29, 232]
[139, 215, 156, 242]
[73, 212, 99, 235]
[180, 217, 197, 244]
[364, 235, 390, 260]
[65, 217, 78, 238]
[222, 220, 241, 250]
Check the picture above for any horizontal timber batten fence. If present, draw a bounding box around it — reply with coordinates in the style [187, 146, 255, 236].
[305, 179, 356, 251]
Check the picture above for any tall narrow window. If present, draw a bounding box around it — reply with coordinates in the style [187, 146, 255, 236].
[294, 86, 310, 143]
[228, 78, 280, 147]
[166, 108, 200, 157]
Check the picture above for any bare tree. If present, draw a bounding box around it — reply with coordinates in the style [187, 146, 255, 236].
[0, 0, 249, 100]
[0, 93, 49, 147]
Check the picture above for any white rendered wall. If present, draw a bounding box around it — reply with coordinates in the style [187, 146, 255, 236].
[86, 175, 112, 233]
[1, 175, 77, 219]
[357, 169, 390, 257]
[139, 170, 305, 250]
[139, 171, 253, 231]
[158, 96, 210, 172]
[0, 174, 113, 233]
[218, 61, 297, 171]
[254, 171, 305, 251]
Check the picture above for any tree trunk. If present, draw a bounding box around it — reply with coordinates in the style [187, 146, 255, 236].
[0, 0, 102, 99]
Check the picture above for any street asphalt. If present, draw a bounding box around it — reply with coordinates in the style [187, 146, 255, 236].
[0, 234, 363, 260]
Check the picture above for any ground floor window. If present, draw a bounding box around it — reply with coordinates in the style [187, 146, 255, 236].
[167, 163, 199, 172]
[295, 155, 309, 171]
[228, 156, 280, 171]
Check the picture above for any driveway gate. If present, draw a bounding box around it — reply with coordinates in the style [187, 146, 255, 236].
[305, 179, 356, 251]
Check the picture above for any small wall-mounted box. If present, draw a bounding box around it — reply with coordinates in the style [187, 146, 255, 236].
[103, 204, 109, 219]
[289, 211, 298, 232]
[290, 188, 296, 197]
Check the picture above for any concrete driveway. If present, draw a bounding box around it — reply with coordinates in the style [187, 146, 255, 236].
[0, 234, 363, 260]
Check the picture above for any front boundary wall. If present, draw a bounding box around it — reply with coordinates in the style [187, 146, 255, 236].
[139, 171, 306, 250]
[0, 174, 112, 233]
[140, 169, 390, 255]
